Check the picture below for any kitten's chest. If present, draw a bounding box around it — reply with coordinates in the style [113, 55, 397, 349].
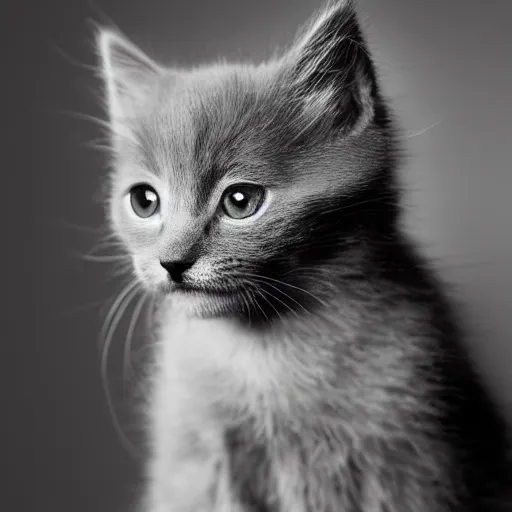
[157, 313, 295, 416]
[153, 311, 439, 511]
[155, 308, 388, 430]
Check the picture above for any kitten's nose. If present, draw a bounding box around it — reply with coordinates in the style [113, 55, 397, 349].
[160, 260, 195, 283]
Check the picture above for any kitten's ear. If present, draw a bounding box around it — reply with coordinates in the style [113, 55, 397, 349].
[285, 0, 377, 134]
[96, 28, 163, 125]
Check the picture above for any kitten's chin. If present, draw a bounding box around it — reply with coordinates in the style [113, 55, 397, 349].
[177, 292, 246, 319]
[158, 283, 246, 319]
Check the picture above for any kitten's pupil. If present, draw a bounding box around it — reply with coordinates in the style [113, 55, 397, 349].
[231, 191, 248, 208]
[130, 184, 159, 218]
[222, 184, 264, 220]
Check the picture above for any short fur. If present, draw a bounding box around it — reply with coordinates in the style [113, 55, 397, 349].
[96, 1, 510, 511]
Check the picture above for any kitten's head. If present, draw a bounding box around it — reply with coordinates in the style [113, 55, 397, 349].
[96, 0, 398, 321]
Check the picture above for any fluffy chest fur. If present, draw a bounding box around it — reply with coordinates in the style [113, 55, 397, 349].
[146, 301, 451, 512]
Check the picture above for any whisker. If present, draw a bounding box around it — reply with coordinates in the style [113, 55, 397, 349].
[249, 289, 270, 322]
[110, 266, 135, 280]
[241, 275, 309, 315]
[83, 139, 114, 153]
[254, 288, 282, 321]
[257, 286, 300, 319]
[239, 289, 252, 324]
[241, 272, 328, 307]
[80, 253, 132, 263]
[57, 297, 114, 319]
[85, 240, 128, 257]
[99, 280, 139, 350]
[123, 292, 149, 384]
[400, 121, 441, 140]
[51, 42, 99, 73]
[100, 281, 142, 459]
[55, 108, 113, 132]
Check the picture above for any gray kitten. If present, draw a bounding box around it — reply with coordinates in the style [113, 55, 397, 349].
[96, 0, 510, 510]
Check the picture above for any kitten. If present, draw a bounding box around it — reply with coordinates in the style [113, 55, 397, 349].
[96, 0, 511, 510]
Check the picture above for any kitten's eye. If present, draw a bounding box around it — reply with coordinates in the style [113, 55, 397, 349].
[221, 184, 265, 220]
[129, 184, 160, 218]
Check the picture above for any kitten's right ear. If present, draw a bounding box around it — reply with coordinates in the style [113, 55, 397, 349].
[96, 28, 163, 126]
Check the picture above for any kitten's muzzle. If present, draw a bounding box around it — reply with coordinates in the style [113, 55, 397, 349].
[160, 259, 196, 283]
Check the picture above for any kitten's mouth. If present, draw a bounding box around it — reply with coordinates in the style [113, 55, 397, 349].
[160, 280, 246, 318]
[177, 284, 233, 295]
[163, 280, 240, 297]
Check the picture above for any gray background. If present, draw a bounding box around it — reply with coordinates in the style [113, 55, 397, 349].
[4, 0, 511, 511]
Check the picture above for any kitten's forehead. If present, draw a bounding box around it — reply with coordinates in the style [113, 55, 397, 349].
[135, 65, 282, 196]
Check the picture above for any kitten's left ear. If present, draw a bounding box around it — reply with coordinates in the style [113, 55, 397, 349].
[285, 0, 378, 135]
[96, 28, 163, 127]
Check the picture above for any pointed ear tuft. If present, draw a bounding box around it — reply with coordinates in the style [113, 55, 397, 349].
[286, 0, 378, 135]
[96, 28, 163, 125]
